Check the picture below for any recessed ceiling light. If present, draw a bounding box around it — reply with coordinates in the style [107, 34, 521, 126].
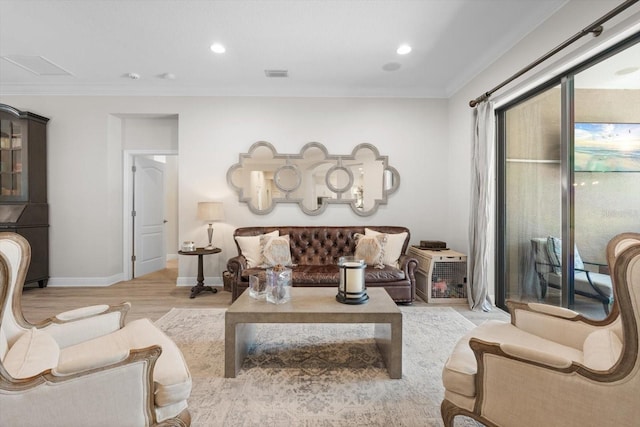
[126, 72, 141, 80]
[396, 44, 412, 55]
[210, 43, 226, 54]
[159, 72, 176, 80]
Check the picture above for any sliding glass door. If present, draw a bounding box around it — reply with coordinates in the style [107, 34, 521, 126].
[497, 36, 640, 319]
[572, 41, 640, 317]
[499, 84, 563, 308]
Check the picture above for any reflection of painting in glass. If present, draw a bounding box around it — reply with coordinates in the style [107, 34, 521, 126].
[575, 123, 640, 172]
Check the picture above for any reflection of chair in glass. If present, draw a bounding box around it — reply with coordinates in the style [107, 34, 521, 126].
[531, 237, 612, 314]
[0, 233, 192, 426]
[441, 234, 640, 426]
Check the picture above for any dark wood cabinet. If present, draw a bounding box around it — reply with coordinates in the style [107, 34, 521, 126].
[0, 104, 49, 287]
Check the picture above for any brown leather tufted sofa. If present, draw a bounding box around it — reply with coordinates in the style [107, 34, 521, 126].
[227, 226, 418, 304]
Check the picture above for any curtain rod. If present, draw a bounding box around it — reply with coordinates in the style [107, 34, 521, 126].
[469, 0, 639, 108]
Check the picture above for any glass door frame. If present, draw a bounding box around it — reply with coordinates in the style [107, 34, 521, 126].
[560, 75, 576, 309]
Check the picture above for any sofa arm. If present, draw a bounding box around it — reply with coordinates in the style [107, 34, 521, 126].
[228, 255, 248, 302]
[398, 254, 418, 299]
[398, 254, 418, 281]
[227, 255, 247, 277]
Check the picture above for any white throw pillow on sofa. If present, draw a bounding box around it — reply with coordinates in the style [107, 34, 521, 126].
[235, 230, 279, 268]
[365, 228, 407, 268]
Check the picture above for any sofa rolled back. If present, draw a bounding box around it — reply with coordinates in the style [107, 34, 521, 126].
[233, 226, 410, 266]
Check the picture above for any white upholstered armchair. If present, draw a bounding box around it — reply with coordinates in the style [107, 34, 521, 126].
[441, 233, 640, 427]
[0, 233, 192, 426]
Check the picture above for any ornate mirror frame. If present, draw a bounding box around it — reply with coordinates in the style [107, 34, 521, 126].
[226, 141, 400, 216]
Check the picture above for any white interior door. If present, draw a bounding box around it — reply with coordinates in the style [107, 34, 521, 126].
[133, 156, 166, 277]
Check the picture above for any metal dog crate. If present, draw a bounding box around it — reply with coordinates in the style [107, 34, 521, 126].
[409, 247, 467, 303]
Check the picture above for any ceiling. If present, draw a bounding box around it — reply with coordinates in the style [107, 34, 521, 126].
[0, 0, 574, 97]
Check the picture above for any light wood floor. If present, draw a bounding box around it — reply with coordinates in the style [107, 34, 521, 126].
[21, 264, 510, 325]
[21, 264, 234, 324]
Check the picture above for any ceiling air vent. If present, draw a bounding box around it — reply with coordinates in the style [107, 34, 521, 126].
[2, 55, 73, 76]
[264, 69, 288, 78]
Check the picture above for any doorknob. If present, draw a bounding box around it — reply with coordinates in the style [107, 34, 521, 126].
[163, 220, 168, 223]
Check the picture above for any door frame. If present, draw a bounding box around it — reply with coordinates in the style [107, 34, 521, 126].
[123, 149, 178, 281]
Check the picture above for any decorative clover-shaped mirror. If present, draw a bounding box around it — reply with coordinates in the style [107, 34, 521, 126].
[227, 141, 400, 216]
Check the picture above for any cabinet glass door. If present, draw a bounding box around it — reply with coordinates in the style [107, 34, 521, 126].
[0, 117, 26, 201]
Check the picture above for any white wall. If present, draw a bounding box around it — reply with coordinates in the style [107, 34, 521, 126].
[177, 97, 449, 283]
[0, 95, 448, 285]
[121, 116, 179, 150]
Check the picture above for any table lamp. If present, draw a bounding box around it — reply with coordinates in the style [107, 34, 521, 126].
[197, 202, 224, 249]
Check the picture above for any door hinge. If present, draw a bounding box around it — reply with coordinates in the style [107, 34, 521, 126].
[132, 165, 137, 172]
[131, 255, 136, 262]
[131, 210, 136, 217]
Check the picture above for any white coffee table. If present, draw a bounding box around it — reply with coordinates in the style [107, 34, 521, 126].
[224, 287, 403, 378]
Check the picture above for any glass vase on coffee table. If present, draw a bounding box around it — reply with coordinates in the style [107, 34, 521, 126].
[266, 264, 292, 304]
[249, 274, 266, 300]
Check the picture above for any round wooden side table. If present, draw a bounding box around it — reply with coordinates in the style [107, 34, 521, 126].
[178, 247, 222, 298]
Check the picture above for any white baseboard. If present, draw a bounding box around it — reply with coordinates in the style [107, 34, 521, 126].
[47, 274, 223, 287]
[166, 253, 178, 261]
[177, 276, 223, 286]
[47, 273, 125, 287]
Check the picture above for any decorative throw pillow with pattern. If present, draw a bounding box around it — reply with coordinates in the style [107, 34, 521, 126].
[354, 233, 386, 269]
[260, 234, 293, 267]
[365, 228, 407, 268]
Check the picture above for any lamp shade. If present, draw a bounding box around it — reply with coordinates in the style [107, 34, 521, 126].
[197, 202, 225, 222]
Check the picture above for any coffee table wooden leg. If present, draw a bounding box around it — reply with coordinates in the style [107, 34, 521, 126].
[225, 318, 255, 378]
[374, 315, 403, 379]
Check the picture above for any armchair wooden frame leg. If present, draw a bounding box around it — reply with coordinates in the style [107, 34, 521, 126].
[441, 399, 499, 427]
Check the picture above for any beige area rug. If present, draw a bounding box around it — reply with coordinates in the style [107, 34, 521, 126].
[155, 307, 482, 427]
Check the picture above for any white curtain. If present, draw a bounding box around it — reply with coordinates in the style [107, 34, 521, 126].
[468, 100, 495, 311]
